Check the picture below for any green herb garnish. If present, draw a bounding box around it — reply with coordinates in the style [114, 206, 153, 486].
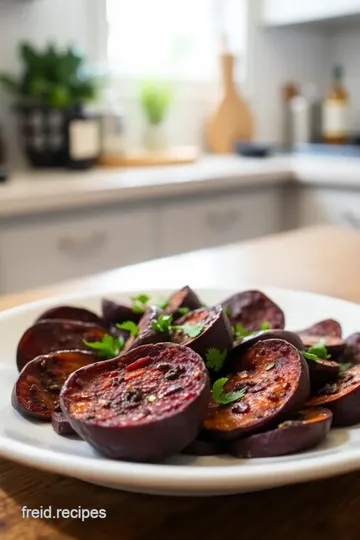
[265, 362, 276, 371]
[224, 307, 231, 318]
[339, 362, 352, 373]
[177, 307, 190, 315]
[212, 377, 247, 405]
[151, 314, 173, 333]
[130, 294, 150, 314]
[205, 348, 227, 373]
[233, 324, 253, 341]
[178, 323, 204, 338]
[260, 320, 270, 330]
[157, 297, 170, 310]
[303, 340, 331, 363]
[302, 352, 322, 363]
[83, 334, 125, 359]
[116, 321, 138, 337]
[151, 314, 204, 338]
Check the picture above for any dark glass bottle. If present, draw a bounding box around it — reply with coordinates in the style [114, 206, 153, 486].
[64, 106, 100, 170]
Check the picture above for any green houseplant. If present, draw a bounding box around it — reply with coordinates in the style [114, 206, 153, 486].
[139, 80, 172, 151]
[0, 42, 100, 167]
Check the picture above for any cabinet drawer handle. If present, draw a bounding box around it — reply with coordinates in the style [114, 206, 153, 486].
[58, 231, 107, 256]
[205, 209, 241, 233]
[341, 211, 360, 229]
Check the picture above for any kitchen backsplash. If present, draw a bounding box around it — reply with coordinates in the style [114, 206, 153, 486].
[0, 0, 360, 167]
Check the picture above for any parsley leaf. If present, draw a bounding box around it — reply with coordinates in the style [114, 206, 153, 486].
[260, 320, 270, 330]
[205, 348, 227, 372]
[339, 362, 352, 373]
[307, 340, 331, 359]
[177, 307, 190, 315]
[265, 362, 275, 370]
[116, 321, 138, 337]
[83, 334, 125, 359]
[130, 294, 150, 314]
[233, 324, 253, 341]
[212, 377, 247, 405]
[302, 351, 322, 363]
[151, 314, 173, 333]
[177, 323, 204, 338]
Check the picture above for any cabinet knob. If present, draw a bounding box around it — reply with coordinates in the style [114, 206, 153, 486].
[58, 231, 107, 256]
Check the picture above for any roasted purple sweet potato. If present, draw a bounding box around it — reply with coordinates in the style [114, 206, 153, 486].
[299, 334, 346, 359]
[171, 306, 233, 357]
[231, 408, 332, 458]
[125, 306, 169, 351]
[342, 333, 360, 364]
[101, 299, 142, 326]
[60, 343, 210, 462]
[16, 320, 108, 371]
[182, 437, 226, 456]
[164, 286, 202, 320]
[36, 306, 103, 327]
[204, 339, 310, 441]
[221, 290, 285, 331]
[306, 356, 340, 389]
[51, 411, 77, 436]
[298, 319, 342, 338]
[12, 350, 99, 420]
[306, 365, 360, 426]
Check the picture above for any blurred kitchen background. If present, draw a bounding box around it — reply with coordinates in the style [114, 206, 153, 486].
[0, 0, 360, 294]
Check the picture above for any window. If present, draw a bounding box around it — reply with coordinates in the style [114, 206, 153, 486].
[106, 0, 248, 81]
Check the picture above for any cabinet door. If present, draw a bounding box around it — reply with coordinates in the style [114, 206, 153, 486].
[0, 207, 155, 294]
[299, 187, 360, 229]
[157, 189, 283, 257]
[263, 0, 360, 25]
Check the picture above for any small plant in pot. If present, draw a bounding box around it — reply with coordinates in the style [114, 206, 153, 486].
[139, 80, 172, 151]
[0, 43, 100, 168]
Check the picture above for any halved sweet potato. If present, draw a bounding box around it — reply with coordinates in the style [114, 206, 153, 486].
[125, 306, 169, 351]
[182, 437, 226, 456]
[298, 319, 342, 338]
[36, 306, 103, 327]
[171, 306, 233, 357]
[342, 333, 360, 364]
[101, 299, 142, 326]
[204, 339, 310, 440]
[231, 408, 332, 458]
[51, 410, 77, 436]
[306, 356, 340, 389]
[306, 365, 360, 426]
[60, 342, 210, 462]
[221, 290, 285, 331]
[16, 320, 108, 371]
[12, 350, 99, 420]
[164, 286, 202, 320]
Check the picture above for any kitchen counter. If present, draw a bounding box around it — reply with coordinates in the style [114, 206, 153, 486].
[1, 224, 360, 540]
[2, 154, 360, 217]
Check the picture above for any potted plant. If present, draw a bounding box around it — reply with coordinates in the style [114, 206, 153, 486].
[139, 80, 172, 151]
[0, 43, 100, 168]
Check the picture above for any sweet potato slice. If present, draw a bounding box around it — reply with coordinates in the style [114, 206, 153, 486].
[36, 306, 103, 327]
[221, 290, 285, 331]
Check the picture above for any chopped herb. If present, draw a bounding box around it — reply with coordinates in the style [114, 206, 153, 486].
[233, 324, 253, 341]
[319, 382, 338, 395]
[116, 321, 138, 337]
[265, 362, 276, 371]
[307, 340, 331, 359]
[224, 307, 232, 318]
[157, 297, 170, 310]
[212, 377, 247, 405]
[177, 306, 190, 315]
[83, 334, 125, 359]
[339, 362, 352, 373]
[130, 294, 150, 314]
[205, 348, 227, 373]
[178, 323, 204, 338]
[151, 314, 173, 333]
[302, 351, 322, 363]
[260, 320, 270, 330]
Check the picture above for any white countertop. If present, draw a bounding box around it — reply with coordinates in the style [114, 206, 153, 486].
[1, 154, 360, 218]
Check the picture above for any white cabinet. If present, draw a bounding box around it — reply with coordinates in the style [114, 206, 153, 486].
[299, 187, 360, 229]
[0, 207, 155, 294]
[157, 188, 283, 257]
[263, 0, 360, 26]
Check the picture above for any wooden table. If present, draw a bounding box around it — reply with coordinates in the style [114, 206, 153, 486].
[2, 225, 360, 540]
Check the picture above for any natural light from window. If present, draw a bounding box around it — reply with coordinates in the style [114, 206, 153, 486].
[106, 0, 247, 81]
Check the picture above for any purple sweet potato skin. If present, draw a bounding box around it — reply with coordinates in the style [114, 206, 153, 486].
[60, 343, 210, 462]
[101, 299, 142, 326]
[182, 438, 226, 456]
[172, 306, 233, 357]
[204, 339, 310, 441]
[16, 320, 107, 371]
[51, 411, 77, 436]
[231, 408, 333, 458]
[306, 357, 340, 389]
[125, 306, 168, 351]
[298, 334, 346, 359]
[306, 365, 360, 427]
[165, 286, 202, 320]
[221, 290, 285, 331]
[36, 306, 103, 327]
[342, 333, 360, 364]
[298, 319, 342, 338]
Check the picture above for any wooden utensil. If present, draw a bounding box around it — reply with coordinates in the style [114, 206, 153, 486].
[98, 146, 199, 167]
[205, 52, 253, 153]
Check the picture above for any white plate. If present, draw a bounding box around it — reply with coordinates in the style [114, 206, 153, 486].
[1, 286, 360, 496]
